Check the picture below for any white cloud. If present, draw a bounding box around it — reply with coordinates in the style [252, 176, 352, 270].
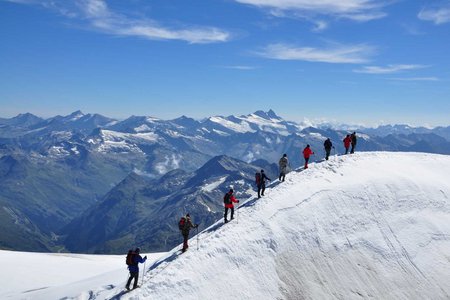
[418, 5, 450, 25]
[115, 25, 230, 44]
[389, 77, 439, 81]
[256, 43, 375, 64]
[80, 0, 110, 19]
[235, 0, 388, 21]
[6, 0, 231, 44]
[400, 23, 425, 35]
[354, 64, 429, 74]
[81, 0, 231, 44]
[340, 11, 387, 22]
[312, 20, 328, 32]
[3, 0, 36, 3]
[221, 65, 258, 70]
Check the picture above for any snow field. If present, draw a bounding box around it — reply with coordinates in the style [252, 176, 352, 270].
[136, 152, 450, 299]
[0, 251, 165, 299]
[2, 152, 449, 300]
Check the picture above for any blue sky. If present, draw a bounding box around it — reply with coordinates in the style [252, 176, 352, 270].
[1, 0, 449, 126]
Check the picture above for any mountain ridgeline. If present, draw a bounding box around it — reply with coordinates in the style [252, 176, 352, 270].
[0, 110, 449, 253]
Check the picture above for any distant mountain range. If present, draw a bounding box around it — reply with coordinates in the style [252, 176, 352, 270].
[0, 110, 449, 253]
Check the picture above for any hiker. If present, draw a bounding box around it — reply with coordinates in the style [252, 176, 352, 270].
[125, 248, 147, 290]
[343, 134, 352, 154]
[324, 138, 333, 160]
[350, 132, 357, 154]
[256, 169, 271, 198]
[180, 214, 198, 253]
[223, 189, 239, 223]
[278, 154, 288, 182]
[302, 144, 314, 169]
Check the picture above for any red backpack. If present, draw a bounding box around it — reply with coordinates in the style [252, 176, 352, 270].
[255, 172, 261, 185]
[178, 217, 186, 230]
[126, 250, 136, 266]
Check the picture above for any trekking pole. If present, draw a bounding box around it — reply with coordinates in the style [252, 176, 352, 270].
[196, 227, 199, 251]
[141, 260, 146, 287]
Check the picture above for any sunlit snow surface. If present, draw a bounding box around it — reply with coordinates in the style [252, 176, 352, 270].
[3, 152, 450, 299]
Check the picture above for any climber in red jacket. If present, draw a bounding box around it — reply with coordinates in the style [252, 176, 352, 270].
[343, 134, 352, 154]
[302, 144, 314, 169]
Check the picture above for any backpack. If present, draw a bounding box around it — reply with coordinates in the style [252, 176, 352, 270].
[126, 250, 136, 266]
[255, 172, 261, 185]
[223, 192, 231, 204]
[178, 217, 186, 231]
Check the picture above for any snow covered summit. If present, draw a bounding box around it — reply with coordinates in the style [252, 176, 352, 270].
[137, 152, 450, 300]
[19, 152, 450, 299]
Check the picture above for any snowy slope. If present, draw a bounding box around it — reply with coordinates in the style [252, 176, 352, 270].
[132, 152, 450, 300]
[0, 251, 165, 300]
[4, 152, 450, 299]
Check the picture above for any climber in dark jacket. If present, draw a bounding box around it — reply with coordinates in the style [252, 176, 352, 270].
[324, 138, 333, 160]
[350, 132, 357, 154]
[181, 214, 198, 253]
[126, 248, 147, 290]
[256, 169, 271, 198]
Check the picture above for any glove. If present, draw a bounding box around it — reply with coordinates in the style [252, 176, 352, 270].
[195, 224, 199, 228]
[237, 200, 240, 203]
[144, 256, 147, 259]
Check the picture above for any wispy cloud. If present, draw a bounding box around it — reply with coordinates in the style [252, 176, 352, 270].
[400, 23, 425, 35]
[234, 0, 389, 22]
[5, 0, 231, 44]
[312, 20, 328, 32]
[418, 5, 450, 25]
[354, 64, 429, 74]
[220, 65, 258, 70]
[256, 43, 375, 64]
[340, 11, 387, 22]
[4, 0, 35, 3]
[389, 77, 439, 81]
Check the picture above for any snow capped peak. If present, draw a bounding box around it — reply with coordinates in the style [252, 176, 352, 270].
[67, 110, 85, 121]
[251, 109, 281, 120]
[145, 116, 161, 123]
[2, 112, 44, 127]
[15, 112, 36, 118]
[266, 109, 280, 119]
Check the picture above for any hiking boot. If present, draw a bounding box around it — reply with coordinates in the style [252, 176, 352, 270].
[224, 219, 228, 223]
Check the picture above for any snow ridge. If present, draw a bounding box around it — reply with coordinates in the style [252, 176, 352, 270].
[11, 152, 450, 300]
[135, 152, 450, 300]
